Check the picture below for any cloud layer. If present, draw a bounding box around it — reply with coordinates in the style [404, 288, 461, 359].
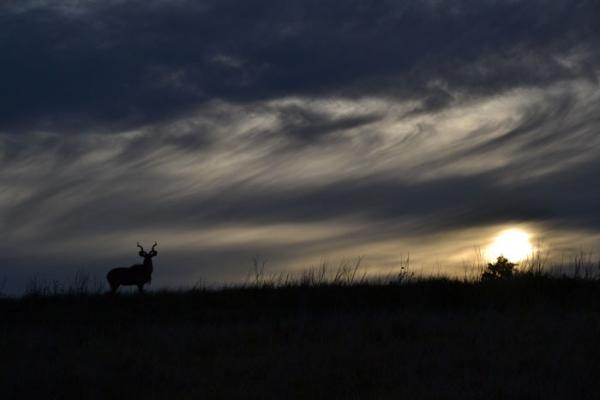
[0, 0, 599, 292]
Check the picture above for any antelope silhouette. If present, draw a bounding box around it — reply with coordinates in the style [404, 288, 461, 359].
[107, 242, 157, 294]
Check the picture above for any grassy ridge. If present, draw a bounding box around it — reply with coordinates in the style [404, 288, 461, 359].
[3, 276, 600, 399]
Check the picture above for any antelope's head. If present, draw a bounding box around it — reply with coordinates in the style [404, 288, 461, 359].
[137, 242, 158, 267]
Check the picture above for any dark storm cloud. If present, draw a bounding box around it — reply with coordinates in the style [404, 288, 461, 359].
[1, 0, 599, 134]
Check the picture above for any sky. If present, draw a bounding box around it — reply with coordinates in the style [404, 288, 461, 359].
[1, 0, 599, 293]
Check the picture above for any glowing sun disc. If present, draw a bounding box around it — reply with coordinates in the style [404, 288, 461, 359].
[487, 228, 533, 262]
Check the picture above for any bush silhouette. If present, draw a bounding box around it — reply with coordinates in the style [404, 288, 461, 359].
[482, 256, 516, 280]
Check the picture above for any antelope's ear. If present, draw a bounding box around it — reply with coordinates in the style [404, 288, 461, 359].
[150, 250, 158, 257]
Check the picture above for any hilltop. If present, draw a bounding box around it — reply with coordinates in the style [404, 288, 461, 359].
[3, 275, 600, 399]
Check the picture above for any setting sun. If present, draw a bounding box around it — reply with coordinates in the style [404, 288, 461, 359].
[487, 228, 534, 263]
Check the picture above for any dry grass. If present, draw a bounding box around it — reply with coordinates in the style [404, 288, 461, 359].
[5, 253, 600, 399]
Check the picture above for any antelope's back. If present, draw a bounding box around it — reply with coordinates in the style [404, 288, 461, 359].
[107, 264, 150, 285]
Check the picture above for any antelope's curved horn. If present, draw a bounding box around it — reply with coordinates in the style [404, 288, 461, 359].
[137, 242, 146, 254]
[151, 242, 158, 252]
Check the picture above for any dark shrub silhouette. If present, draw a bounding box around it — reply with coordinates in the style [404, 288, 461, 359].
[481, 256, 516, 280]
[107, 242, 157, 293]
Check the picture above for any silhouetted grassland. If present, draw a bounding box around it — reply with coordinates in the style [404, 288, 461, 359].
[3, 273, 600, 399]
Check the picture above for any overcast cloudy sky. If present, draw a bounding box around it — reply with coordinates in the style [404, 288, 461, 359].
[1, 0, 599, 292]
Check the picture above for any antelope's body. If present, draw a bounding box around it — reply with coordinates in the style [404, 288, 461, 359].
[107, 243, 157, 293]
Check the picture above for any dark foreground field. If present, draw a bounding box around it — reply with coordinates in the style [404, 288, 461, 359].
[3, 277, 600, 399]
